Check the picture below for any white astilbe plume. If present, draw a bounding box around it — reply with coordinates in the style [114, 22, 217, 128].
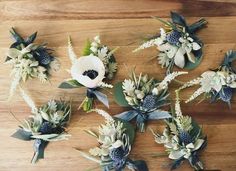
[8, 72, 21, 101]
[157, 71, 188, 91]
[175, 90, 182, 117]
[68, 36, 78, 64]
[133, 39, 157, 52]
[98, 82, 113, 88]
[19, 87, 38, 113]
[185, 87, 205, 103]
[178, 77, 201, 91]
[90, 109, 114, 122]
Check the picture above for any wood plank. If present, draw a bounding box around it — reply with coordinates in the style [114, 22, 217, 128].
[0, 0, 236, 21]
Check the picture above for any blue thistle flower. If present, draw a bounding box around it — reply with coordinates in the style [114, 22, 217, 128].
[109, 147, 127, 169]
[35, 48, 52, 65]
[39, 122, 54, 134]
[179, 131, 193, 145]
[219, 87, 233, 103]
[166, 30, 181, 45]
[142, 95, 157, 111]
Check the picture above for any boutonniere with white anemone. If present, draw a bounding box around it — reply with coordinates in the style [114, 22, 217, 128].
[151, 90, 207, 170]
[11, 88, 71, 163]
[5, 28, 60, 100]
[59, 36, 118, 111]
[178, 50, 236, 108]
[114, 69, 187, 132]
[133, 12, 207, 75]
[77, 109, 148, 171]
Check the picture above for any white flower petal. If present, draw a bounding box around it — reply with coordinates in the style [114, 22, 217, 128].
[169, 150, 185, 160]
[174, 48, 185, 68]
[192, 42, 201, 51]
[71, 55, 105, 88]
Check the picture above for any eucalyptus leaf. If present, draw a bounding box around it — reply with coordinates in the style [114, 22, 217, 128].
[184, 50, 203, 70]
[131, 160, 149, 171]
[114, 118, 135, 145]
[10, 28, 24, 43]
[59, 79, 83, 89]
[11, 129, 32, 141]
[170, 11, 187, 27]
[113, 82, 129, 107]
[25, 32, 37, 45]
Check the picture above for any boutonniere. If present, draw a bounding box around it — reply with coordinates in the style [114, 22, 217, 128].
[5, 28, 60, 100]
[151, 90, 207, 170]
[59, 36, 118, 111]
[77, 109, 148, 171]
[11, 88, 71, 163]
[114, 69, 187, 132]
[134, 12, 207, 74]
[178, 50, 236, 108]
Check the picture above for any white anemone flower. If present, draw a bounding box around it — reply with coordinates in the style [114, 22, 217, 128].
[71, 55, 105, 88]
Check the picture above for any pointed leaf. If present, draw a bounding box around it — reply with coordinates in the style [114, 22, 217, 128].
[170, 11, 187, 26]
[58, 79, 83, 89]
[148, 110, 171, 120]
[114, 82, 130, 107]
[25, 32, 37, 45]
[11, 129, 32, 141]
[10, 28, 25, 43]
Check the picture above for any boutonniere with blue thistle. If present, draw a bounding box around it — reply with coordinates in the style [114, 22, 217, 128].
[11, 88, 71, 163]
[178, 50, 236, 108]
[5, 28, 60, 100]
[59, 36, 118, 112]
[151, 90, 207, 170]
[134, 11, 207, 74]
[77, 109, 148, 171]
[114, 69, 187, 132]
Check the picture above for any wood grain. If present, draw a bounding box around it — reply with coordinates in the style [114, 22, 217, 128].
[0, 0, 236, 171]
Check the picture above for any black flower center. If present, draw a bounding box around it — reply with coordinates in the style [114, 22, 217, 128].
[83, 70, 98, 80]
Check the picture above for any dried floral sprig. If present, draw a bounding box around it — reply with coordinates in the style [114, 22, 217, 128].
[114, 69, 187, 132]
[151, 90, 207, 170]
[12, 90, 71, 163]
[5, 28, 60, 100]
[59, 36, 118, 111]
[178, 50, 236, 108]
[77, 109, 148, 171]
[134, 11, 207, 75]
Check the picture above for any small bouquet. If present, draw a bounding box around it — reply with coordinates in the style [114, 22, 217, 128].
[178, 50, 236, 108]
[5, 28, 60, 100]
[12, 89, 71, 163]
[114, 69, 187, 132]
[77, 109, 148, 171]
[134, 12, 207, 74]
[59, 36, 118, 111]
[151, 90, 207, 170]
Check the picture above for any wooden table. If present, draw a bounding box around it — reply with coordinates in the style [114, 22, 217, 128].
[0, 0, 236, 170]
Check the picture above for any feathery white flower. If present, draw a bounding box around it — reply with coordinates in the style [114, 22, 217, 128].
[186, 87, 205, 103]
[90, 109, 114, 122]
[19, 87, 38, 113]
[98, 82, 113, 88]
[67, 36, 78, 64]
[157, 72, 188, 91]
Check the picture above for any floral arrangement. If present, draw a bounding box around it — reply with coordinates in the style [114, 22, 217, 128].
[114, 69, 187, 132]
[12, 88, 71, 163]
[59, 36, 118, 111]
[151, 90, 207, 170]
[5, 28, 60, 100]
[178, 50, 236, 108]
[134, 12, 207, 74]
[77, 109, 148, 171]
